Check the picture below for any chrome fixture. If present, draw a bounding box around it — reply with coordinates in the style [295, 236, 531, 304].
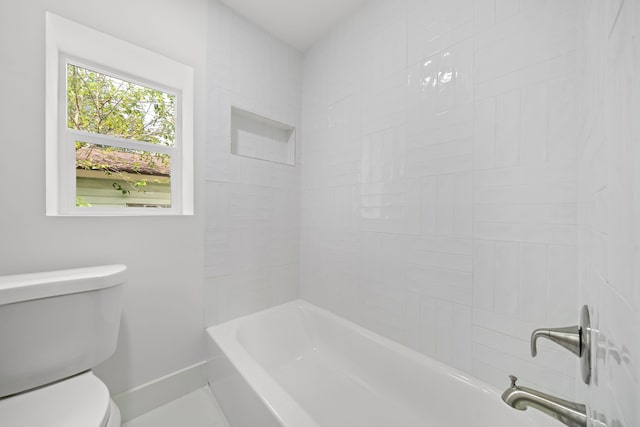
[502, 375, 587, 427]
[531, 326, 580, 357]
[530, 305, 591, 384]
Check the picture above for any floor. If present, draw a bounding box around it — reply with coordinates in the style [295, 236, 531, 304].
[122, 387, 230, 427]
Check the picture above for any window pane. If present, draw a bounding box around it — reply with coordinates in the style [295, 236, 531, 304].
[67, 64, 176, 147]
[75, 142, 171, 208]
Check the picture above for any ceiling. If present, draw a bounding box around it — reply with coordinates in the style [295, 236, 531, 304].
[219, 0, 370, 51]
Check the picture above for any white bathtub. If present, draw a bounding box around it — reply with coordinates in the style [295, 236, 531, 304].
[206, 300, 556, 427]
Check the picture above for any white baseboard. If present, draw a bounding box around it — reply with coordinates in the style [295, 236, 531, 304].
[112, 361, 207, 422]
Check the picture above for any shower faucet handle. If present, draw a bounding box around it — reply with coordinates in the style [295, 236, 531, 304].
[529, 305, 592, 385]
[530, 325, 581, 357]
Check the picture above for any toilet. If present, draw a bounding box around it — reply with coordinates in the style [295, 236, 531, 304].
[0, 265, 127, 426]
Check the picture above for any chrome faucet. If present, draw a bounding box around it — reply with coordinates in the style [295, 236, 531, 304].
[502, 375, 587, 427]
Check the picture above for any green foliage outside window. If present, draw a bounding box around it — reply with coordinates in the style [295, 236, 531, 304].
[67, 64, 176, 206]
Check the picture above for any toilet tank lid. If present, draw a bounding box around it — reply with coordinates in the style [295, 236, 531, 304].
[0, 264, 126, 306]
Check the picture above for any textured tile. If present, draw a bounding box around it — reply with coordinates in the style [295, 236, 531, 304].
[495, 89, 521, 167]
[206, 2, 302, 327]
[577, 1, 639, 423]
[295, 0, 638, 416]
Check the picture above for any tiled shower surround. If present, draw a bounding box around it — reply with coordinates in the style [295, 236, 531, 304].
[302, 0, 580, 397]
[206, 0, 639, 425]
[578, 0, 639, 425]
[205, 1, 303, 325]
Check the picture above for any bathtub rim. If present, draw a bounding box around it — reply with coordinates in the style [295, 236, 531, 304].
[205, 299, 543, 426]
[206, 301, 320, 426]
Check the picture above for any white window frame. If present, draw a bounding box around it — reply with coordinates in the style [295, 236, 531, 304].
[45, 12, 194, 216]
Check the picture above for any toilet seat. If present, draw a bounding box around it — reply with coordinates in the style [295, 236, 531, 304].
[0, 371, 115, 427]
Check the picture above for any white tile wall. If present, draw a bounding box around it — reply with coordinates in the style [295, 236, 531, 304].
[203, 0, 639, 423]
[300, 0, 584, 400]
[205, 1, 303, 325]
[578, 0, 640, 425]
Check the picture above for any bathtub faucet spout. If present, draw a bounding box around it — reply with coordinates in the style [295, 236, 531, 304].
[501, 375, 586, 427]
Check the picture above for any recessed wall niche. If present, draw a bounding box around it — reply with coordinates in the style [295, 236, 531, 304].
[230, 106, 296, 166]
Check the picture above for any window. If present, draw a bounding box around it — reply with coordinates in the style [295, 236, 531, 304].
[68, 64, 175, 209]
[46, 12, 194, 215]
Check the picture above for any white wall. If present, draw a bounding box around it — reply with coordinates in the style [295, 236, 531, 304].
[204, 1, 303, 326]
[302, 0, 640, 423]
[0, 0, 207, 395]
[470, 0, 580, 397]
[578, 1, 640, 425]
[301, 0, 581, 398]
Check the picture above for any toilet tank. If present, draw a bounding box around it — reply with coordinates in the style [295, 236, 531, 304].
[0, 265, 126, 398]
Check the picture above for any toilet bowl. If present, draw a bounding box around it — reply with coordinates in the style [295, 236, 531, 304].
[0, 372, 121, 427]
[0, 265, 127, 427]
